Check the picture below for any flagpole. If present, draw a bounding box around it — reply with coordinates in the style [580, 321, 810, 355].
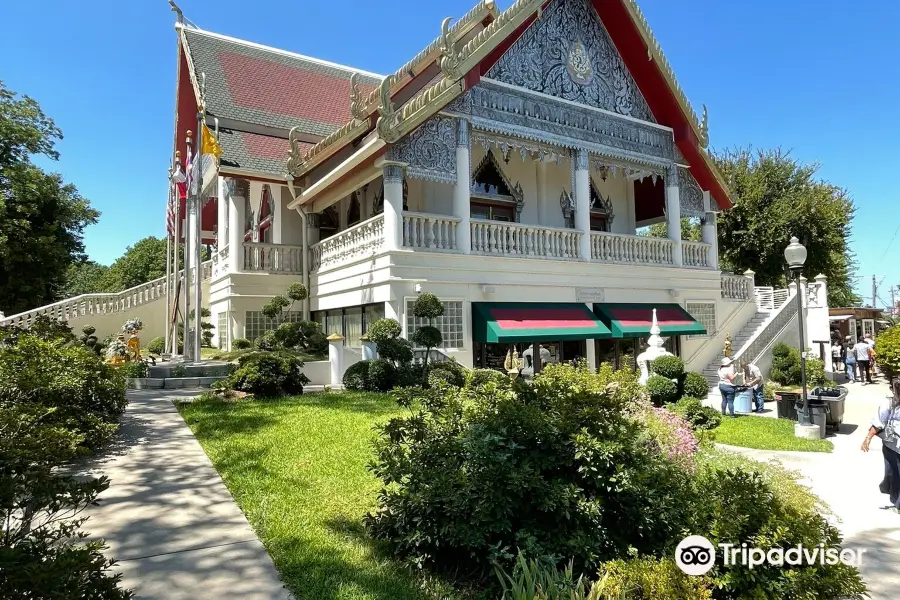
[193, 79, 206, 363]
[172, 152, 183, 356]
[165, 171, 173, 357]
[183, 131, 193, 362]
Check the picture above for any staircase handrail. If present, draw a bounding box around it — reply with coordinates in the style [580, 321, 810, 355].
[733, 292, 799, 365]
[754, 286, 790, 311]
[0, 260, 213, 328]
[682, 293, 757, 366]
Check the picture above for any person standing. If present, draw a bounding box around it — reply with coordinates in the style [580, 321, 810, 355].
[844, 339, 857, 383]
[718, 357, 736, 417]
[856, 336, 873, 385]
[861, 379, 900, 512]
[743, 361, 765, 413]
[865, 333, 877, 377]
[832, 341, 843, 373]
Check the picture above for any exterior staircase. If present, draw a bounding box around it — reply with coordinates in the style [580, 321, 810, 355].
[701, 286, 797, 387]
[701, 311, 774, 385]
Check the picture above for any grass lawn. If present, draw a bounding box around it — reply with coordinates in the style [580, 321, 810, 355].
[713, 415, 833, 453]
[178, 392, 457, 600]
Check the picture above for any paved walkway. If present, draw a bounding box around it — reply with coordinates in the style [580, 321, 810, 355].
[79, 390, 292, 600]
[712, 379, 900, 599]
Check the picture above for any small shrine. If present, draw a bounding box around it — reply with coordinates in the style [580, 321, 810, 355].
[106, 319, 143, 365]
[636, 309, 673, 384]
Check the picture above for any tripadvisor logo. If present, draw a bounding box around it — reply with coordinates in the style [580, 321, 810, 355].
[675, 535, 865, 576]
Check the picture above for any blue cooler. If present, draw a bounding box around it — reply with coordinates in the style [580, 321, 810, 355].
[734, 388, 753, 414]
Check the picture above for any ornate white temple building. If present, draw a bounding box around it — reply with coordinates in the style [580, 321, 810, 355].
[1, 0, 828, 383]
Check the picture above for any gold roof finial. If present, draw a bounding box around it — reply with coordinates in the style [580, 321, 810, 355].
[699, 104, 709, 149]
[349, 73, 366, 122]
[439, 17, 463, 81]
[375, 77, 399, 143]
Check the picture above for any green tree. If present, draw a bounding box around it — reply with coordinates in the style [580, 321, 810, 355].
[63, 260, 113, 297]
[639, 217, 701, 241]
[103, 236, 169, 291]
[714, 148, 858, 306]
[0, 82, 100, 315]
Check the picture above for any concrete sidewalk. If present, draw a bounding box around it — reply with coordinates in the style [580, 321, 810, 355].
[720, 380, 900, 599]
[79, 390, 292, 600]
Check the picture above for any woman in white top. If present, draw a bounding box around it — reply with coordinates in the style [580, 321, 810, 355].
[862, 379, 900, 511]
[718, 357, 737, 417]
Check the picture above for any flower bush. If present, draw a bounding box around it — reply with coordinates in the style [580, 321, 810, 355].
[121, 318, 142, 334]
[105, 338, 128, 361]
[639, 406, 699, 468]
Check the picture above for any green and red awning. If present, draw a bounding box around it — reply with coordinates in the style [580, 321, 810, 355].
[592, 303, 706, 338]
[472, 302, 612, 343]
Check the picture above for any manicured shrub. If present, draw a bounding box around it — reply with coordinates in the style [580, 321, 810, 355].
[682, 371, 710, 400]
[146, 336, 165, 356]
[595, 556, 713, 599]
[645, 374, 679, 406]
[255, 330, 278, 351]
[427, 360, 466, 388]
[232, 337, 252, 350]
[366, 358, 397, 392]
[465, 368, 510, 390]
[650, 355, 685, 379]
[225, 351, 309, 397]
[771, 343, 802, 385]
[342, 360, 370, 391]
[366, 363, 697, 581]
[671, 397, 722, 431]
[877, 326, 900, 381]
[366, 318, 402, 344]
[78, 325, 104, 356]
[120, 360, 149, 379]
[0, 333, 127, 451]
[427, 368, 455, 388]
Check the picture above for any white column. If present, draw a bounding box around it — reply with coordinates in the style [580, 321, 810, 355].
[383, 163, 404, 251]
[573, 149, 591, 261]
[453, 119, 471, 253]
[164, 227, 171, 355]
[584, 304, 597, 373]
[227, 179, 245, 273]
[248, 181, 263, 243]
[361, 335, 377, 360]
[666, 164, 683, 267]
[183, 194, 198, 361]
[171, 189, 181, 355]
[272, 186, 283, 244]
[216, 176, 227, 252]
[701, 190, 718, 270]
[536, 159, 549, 226]
[327, 333, 345, 387]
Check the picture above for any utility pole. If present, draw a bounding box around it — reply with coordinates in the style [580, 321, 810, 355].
[872, 275, 877, 309]
[892, 285, 896, 316]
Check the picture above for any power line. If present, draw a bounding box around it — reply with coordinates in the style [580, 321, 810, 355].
[875, 221, 900, 268]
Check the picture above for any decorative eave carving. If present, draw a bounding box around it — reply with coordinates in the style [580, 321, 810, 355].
[376, 78, 400, 143]
[349, 73, 366, 122]
[439, 18, 463, 81]
[699, 104, 709, 149]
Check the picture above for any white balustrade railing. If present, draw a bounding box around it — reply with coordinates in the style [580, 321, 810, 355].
[243, 243, 303, 274]
[310, 214, 385, 272]
[682, 241, 712, 268]
[471, 221, 581, 259]
[721, 274, 753, 300]
[754, 286, 790, 311]
[0, 260, 213, 330]
[733, 290, 799, 365]
[403, 212, 459, 251]
[590, 232, 674, 265]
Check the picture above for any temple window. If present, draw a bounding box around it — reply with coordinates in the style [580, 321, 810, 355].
[470, 150, 523, 222]
[347, 191, 361, 226]
[589, 179, 613, 232]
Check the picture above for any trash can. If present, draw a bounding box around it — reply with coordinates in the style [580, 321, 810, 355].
[809, 387, 849, 432]
[775, 390, 801, 420]
[734, 387, 753, 414]
[805, 404, 827, 439]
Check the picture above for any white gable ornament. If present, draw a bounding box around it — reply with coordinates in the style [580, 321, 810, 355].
[567, 39, 593, 85]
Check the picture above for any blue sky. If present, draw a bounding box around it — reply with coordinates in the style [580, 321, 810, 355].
[2, 0, 898, 306]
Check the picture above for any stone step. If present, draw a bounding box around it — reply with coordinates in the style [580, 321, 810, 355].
[126, 375, 228, 390]
[148, 361, 233, 378]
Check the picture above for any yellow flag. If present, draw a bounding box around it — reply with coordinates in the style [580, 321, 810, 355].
[201, 123, 223, 158]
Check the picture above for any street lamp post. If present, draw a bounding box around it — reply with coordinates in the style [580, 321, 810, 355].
[784, 236, 809, 424]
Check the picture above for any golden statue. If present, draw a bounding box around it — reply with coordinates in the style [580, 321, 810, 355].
[724, 333, 733, 358]
[127, 334, 141, 361]
[504, 345, 522, 381]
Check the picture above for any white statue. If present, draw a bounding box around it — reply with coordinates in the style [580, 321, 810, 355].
[637, 309, 673, 384]
[521, 344, 552, 378]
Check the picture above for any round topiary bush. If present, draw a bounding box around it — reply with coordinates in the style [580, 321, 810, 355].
[465, 368, 509, 390]
[646, 374, 679, 406]
[343, 360, 371, 391]
[232, 338, 252, 350]
[366, 318, 402, 345]
[255, 331, 278, 351]
[226, 351, 309, 397]
[682, 371, 710, 401]
[650, 355, 685, 379]
[428, 361, 466, 388]
[146, 336, 165, 356]
[367, 358, 398, 392]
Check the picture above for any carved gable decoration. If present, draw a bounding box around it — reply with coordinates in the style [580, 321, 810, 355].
[471, 150, 524, 221]
[487, 0, 654, 122]
[388, 116, 456, 184]
[678, 167, 705, 217]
